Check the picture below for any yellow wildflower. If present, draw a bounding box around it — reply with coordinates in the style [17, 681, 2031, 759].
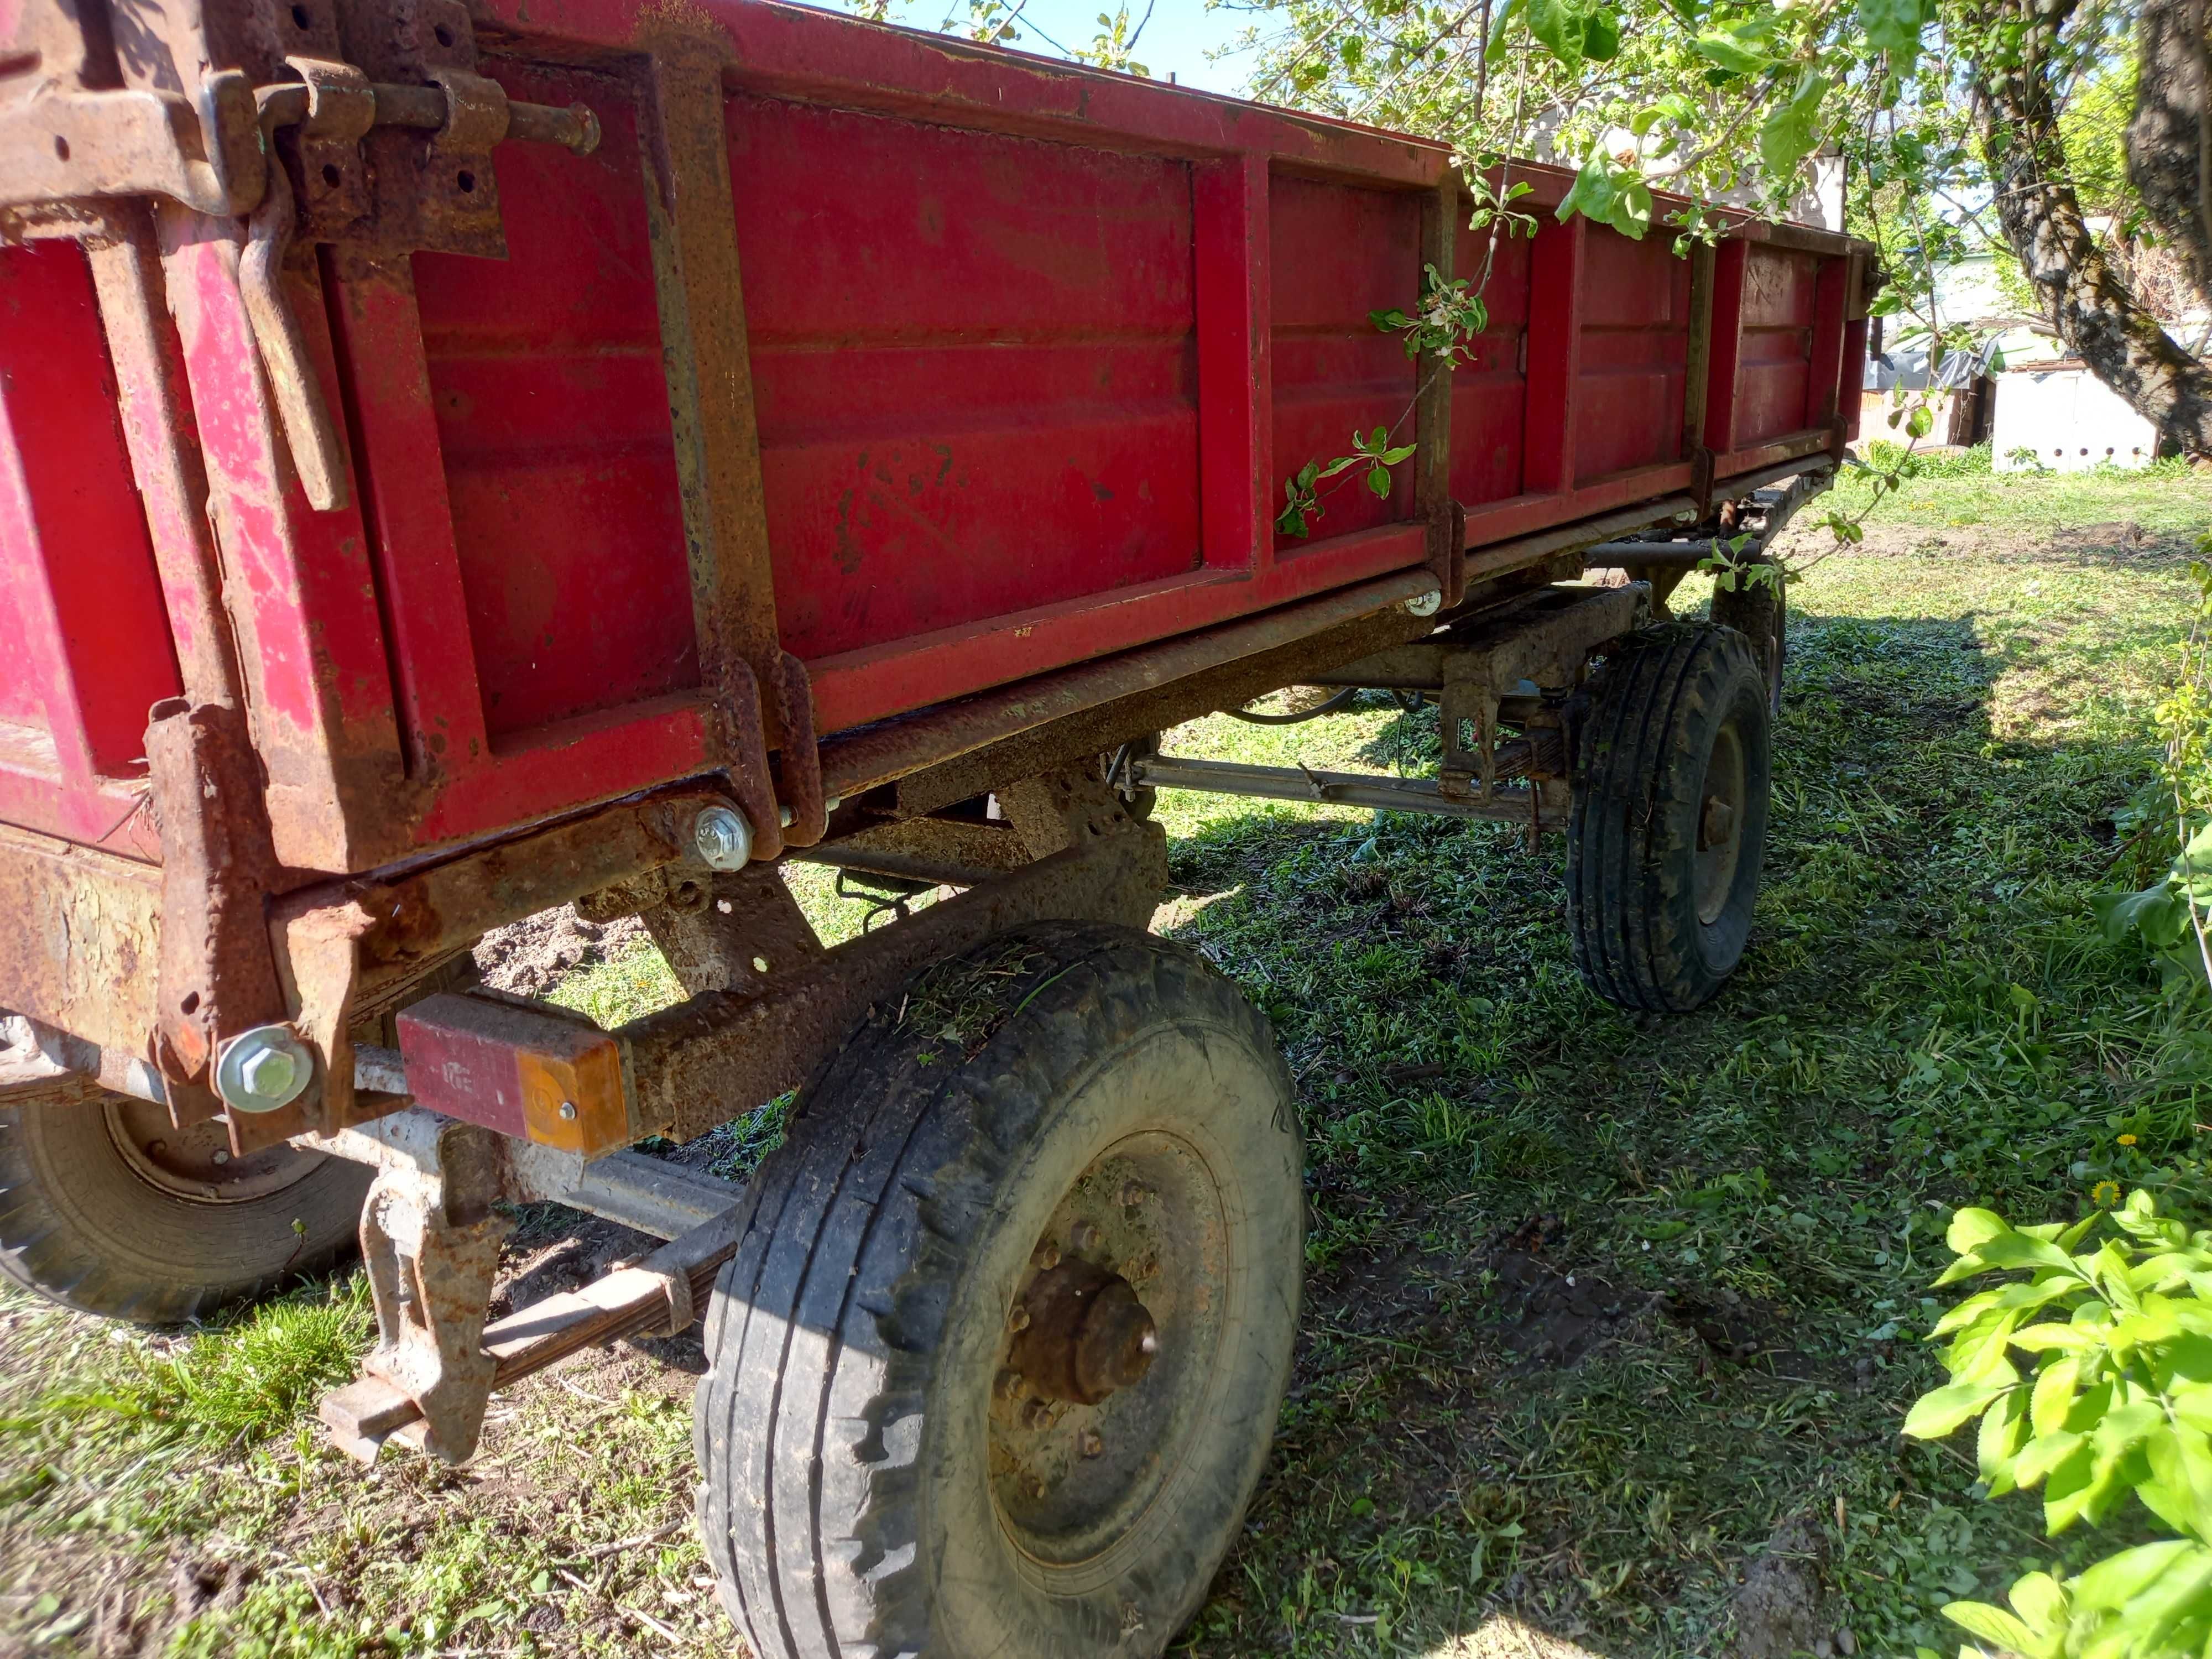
[2119, 1134, 2138, 1146]
[2093, 1180, 2121, 1207]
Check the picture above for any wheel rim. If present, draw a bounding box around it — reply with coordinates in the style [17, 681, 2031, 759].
[103, 1095, 328, 1204]
[988, 1131, 1228, 1573]
[1693, 720, 1747, 926]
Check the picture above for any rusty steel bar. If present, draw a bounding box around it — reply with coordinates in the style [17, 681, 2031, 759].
[821, 569, 1443, 803]
[793, 846, 1001, 889]
[1132, 756, 1568, 831]
[1462, 493, 1702, 582]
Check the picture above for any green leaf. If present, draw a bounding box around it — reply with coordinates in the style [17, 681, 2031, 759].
[2095, 882, 2192, 949]
[1583, 6, 1619, 60]
[1379, 444, 1418, 465]
[2031, 1354, 2081, 1436]
[2013, 1427, 2084, 1486]
[2007, 1569, 2069, 1634]
[1859, 0, 1927, 61]
[1949, 1208, 2012, 1254]
[1369, 308, 1410, 331]
[1757, 72, 1831, 181]
[1484, 0, 1525, 62]
[2071, 1538, 2209, 1611]
[1556, 154, 1621, 227]
[1692, 30, 1766, 72]
[1979, 1386, 2027, 1491]
[1366, 463, 1392, 498]
[1904, 1378, 2013, 1440]
[1905, 402, 1935, 440]
[1940, 1601, 2039, 1655]
[1526, 0, 1587, 69]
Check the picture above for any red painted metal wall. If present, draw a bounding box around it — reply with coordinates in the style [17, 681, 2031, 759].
[0, 0, 1870, 881]
[0, 240, 181, 860]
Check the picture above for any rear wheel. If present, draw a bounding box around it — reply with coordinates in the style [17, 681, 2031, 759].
[1567, 622, 1771, 1013]
[0, 1087, 370, 1323]
[693, 921, 1302, 1659]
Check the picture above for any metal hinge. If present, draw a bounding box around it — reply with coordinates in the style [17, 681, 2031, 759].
[2, 0, 600, 511]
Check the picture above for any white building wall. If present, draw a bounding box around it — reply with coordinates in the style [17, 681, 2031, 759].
[1992, 366, 2159, 471]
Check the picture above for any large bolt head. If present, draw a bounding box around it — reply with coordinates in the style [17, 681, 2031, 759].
[214, 1025, 313, 1113]
[239, 1045, 297, 1101]
[693, 805, 754, 870]
[1404, 588, 1443, 619]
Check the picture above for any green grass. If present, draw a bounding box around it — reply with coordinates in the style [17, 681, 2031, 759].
[4, 469, 2210, 1657]
[1820, 451, 2208, 549]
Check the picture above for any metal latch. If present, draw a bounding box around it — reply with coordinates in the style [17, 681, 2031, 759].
[241, 63, 598, 509]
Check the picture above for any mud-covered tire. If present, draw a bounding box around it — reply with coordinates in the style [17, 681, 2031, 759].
[1568, 622, 1771, 1013]
[1709, 571, 1787, 714]
[0, 1087, 371, 1323]
[693, 921, 1302, 1659]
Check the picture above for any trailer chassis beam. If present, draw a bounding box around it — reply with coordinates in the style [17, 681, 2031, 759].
[1130, 756, 1568, 832]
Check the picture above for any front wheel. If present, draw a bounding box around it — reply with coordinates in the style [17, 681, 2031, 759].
[1567, 622, 1772, 1013]
[693, 922, 1302, 1659]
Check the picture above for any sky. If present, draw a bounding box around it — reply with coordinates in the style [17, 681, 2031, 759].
[818, 0, 1271, 96]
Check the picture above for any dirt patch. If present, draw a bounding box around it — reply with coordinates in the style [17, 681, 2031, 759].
[1732, 1514, 1855, 1658]
[473, 907, 645, 998]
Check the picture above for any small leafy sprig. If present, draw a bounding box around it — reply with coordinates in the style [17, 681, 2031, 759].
[1277, 266, 1490, 540]
[1276, 426, 1418, 538]
[1370, 263, 1492, 365]
[1904, 1190, 2212, 1659]
[1697, 531, 1785, 595]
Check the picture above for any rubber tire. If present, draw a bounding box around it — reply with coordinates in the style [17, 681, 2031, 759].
[1567, 622, 1771, 1013]
[1709, 573, 1787, 715]
[693, 921, 1302, 1659]
[0, 1088, 372, 1324]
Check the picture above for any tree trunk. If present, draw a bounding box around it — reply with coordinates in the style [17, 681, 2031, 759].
[1973, 0, 2212, 456]
[2128, 0, 2212, 307]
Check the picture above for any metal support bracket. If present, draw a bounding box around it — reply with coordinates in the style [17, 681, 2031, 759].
[327, 1117, 512, 1462]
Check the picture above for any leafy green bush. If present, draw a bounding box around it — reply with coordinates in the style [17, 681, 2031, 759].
[1858, 439, 1995, 479]
[1906, 1191, 2212, 1658]
[2098, 556, 2212, 998]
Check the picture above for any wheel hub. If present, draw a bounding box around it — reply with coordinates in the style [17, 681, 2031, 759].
[1693, 720, 1747, 926]
[1007, 1257, 1159, 1405]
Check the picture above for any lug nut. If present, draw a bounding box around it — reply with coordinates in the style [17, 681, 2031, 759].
[211, 1149, 230, 1165]
[557, 1100, 578, 1121]
[1118, 1180, 1151, 1207]
[996, 1368, 1027, 1400]
[1008, 1304, 1031, 1332]
[1080, 1430, 1104, 1458]
[1032, 1241, 1061, 1271]
[1069, 1220, 1102, 1252]
[1022, 1399, 1052, 1430]
[1030, 1478, 1049, 1499]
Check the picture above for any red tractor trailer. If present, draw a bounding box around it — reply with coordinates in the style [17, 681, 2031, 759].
[0, 0, 1871, 1647]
